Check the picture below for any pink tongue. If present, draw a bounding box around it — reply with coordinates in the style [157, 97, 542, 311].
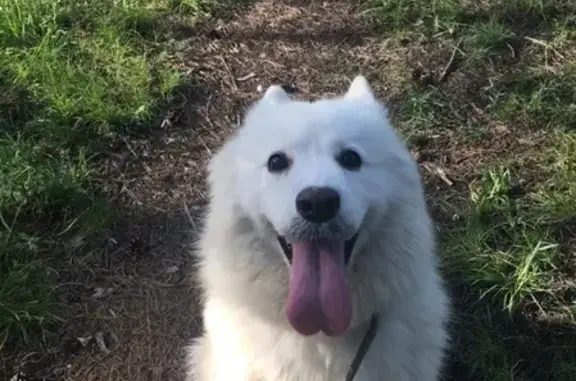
[285, 240, 352, 336]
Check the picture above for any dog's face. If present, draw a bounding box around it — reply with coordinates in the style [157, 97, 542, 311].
[221, 77, 413, 337]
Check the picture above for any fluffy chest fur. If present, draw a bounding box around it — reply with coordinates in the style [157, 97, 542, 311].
[201, 297, 373, 381]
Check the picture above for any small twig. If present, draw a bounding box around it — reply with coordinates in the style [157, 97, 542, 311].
[0, 203, 22, 246]
[122, 136, 138, 158]
[0, 212, 11, 234]
[197, 133, 213, 156]
[122, 136, 151, 174]
[506, 43, 516, 59]
[236, 72, 256, 82]
[57, 217, 80, 236]
[199, 106, 223, 142]
[151, 277, 186, 288]
[182, 201, 198, 232]
[523, 36, 565, 59]
[422, 163, 453, 186]
[120, 184, 143, 206]
[219, 55, 238, 91]
[439, 38, 463, 83]
[94, 332, 110, 354]
[470, 102, 486, 117]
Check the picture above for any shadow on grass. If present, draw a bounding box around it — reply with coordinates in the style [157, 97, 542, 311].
[443, 280, 576, 381]
[368, 0, 575, 35]
[0, 75, 46, 133]
[50, 0, 260, 46]
[199, 25, 375, 48]
[124, 0, 259, 41]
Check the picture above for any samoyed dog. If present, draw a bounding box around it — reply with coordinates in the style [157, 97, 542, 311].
[187, 76, 450, 381]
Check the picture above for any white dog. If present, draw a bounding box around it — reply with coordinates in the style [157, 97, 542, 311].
[186, 76, 450, 381]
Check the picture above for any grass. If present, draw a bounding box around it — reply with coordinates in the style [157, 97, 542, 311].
[0, 0, 217, 353]
[366, 0, 576, 380]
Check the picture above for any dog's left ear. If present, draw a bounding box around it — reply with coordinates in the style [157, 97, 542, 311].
[261, 85, 291, 104]
[345, 75, 376, 101]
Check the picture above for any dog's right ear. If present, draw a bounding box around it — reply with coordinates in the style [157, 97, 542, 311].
[345, 75, 376, 101]
[261, 85, 291, 104]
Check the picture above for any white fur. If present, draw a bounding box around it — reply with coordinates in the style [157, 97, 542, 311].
[186, 76, 450, 381]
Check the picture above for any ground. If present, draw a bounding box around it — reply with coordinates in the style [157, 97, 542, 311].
[1, 0, 575, 380]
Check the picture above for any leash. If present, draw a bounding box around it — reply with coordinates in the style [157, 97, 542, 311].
[345, 314, 380, 381]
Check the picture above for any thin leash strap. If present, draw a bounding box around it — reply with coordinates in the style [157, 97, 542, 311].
[345, 314, 380, 381]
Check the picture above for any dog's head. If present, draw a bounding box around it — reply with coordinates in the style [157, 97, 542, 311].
[207, 76, 420, 336]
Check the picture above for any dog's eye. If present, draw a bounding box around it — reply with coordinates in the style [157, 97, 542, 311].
[267, 152, 290, 173]
[337, 149, 362, 171]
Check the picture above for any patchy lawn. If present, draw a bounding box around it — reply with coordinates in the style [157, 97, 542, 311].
[0, 0, 216, 358]
[365, 0, 576, 379]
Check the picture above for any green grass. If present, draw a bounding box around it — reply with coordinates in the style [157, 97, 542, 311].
[0, 0, 215, 352]
[366, 0, 576, 380]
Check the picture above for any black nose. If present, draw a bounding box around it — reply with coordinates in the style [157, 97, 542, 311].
[295, 186, 341, 223]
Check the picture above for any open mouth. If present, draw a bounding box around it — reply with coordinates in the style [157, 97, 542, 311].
[278, 232, 359, 337]
[277, 233, 358, 265]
